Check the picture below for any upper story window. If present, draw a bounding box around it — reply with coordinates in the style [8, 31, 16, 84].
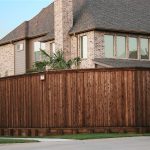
[34, 42, 40, 62]
[141, 38, 149, 59]
[50, 42, 56, 54]
[129, 37, 138, 59]
[41, 43, 46, 50]
[104, 34, 150, 60]
[80, 35, 88, 59]
[104, 35, 114, 58]
[34, 42, 45, 62]
[116, 36, 126, 58]
[16, 43, 24, 51]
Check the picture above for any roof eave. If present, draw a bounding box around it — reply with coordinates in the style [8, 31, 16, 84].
[0, 33, 49, 46]
[40, 38, 55, 42]
[0, 37, 27, 46]
[69, 27, 150, 36]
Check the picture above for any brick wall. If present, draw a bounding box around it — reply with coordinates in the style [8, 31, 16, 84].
[71, 31, 104, 68]
[0, 44, 14, 77]
[94, 31, 104, 58]
[54, 0, 104, 68]
[45, 41, 55, 55]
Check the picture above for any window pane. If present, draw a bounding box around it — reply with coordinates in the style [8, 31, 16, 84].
[34, 51, 41, 62]
[129, 37, 138, 59]
[81, 36, 87, 58]
[141, 38, 149, 59]
[16, 43, 24, 51]
[117, 36, 126, 58]
[41, 43, 46, 50]
[34, 42, 40, 52]
[104, 35, 114, 58]
[34, 42, 41, 61]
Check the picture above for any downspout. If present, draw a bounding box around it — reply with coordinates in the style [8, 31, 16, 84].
[73, 32, 79, 57]
[10, 41, 15, 75]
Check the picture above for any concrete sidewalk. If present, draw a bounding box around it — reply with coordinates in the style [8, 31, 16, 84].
[0, 137, 150, 150]
[0, 137, 72, 142]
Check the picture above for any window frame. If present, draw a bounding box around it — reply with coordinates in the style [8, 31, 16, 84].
[128, 36, 138, 60]
[50, 42, 56, 54]
[104, 34, 115, 58]
[34, 42, 45, 62]
[116, 35, 127, 59]
[104, 33, 150, 61]
[16, 43, 24, 52]
[140, 37, 149, 60]
[80, 35, 88, 59]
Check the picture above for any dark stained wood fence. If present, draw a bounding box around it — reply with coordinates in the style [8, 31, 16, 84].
[0, 68, 150, 135]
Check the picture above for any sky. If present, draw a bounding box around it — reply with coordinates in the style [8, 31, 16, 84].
[0, 0, 53, 39]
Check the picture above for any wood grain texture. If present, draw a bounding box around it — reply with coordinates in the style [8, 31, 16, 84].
[0, 68, 150, 129]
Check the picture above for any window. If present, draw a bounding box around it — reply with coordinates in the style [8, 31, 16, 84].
[141, 38, 149, 59]
[104, 34, 150, 60]
[34, 42, 41, 62]
[41, 43, 46, 50]
[104, 35, 114, 58]
[116, 36, 126, 58]
[34, 42, 46, 61]
[129, 37, 138, 59]
[50, 42, 56, 54]
[16, 43, 24, 51]
[80, 36, 88, 59]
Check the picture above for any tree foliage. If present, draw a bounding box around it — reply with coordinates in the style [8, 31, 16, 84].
[32, 50, 81, 72]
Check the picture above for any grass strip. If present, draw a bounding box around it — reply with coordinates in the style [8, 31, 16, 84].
[0, 139, 39, 144]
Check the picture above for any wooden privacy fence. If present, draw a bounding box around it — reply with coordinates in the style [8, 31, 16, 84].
[0, 68, 150, 136]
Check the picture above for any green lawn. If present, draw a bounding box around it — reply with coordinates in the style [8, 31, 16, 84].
[0, 133, 150, 141]
[51, 133, 150, 140]
[0, 139, 39, 144]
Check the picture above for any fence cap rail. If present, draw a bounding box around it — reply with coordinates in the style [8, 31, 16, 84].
[0, 67, 150, 80]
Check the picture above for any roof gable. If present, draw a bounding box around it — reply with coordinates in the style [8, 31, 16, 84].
[0, 3, 54, 45]
[1, 0, 150, 45]
[28, 3, 54, 38]
[0, 22, 28, 45]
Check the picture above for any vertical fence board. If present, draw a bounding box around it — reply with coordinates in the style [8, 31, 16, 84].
[0, 68, 150, 130]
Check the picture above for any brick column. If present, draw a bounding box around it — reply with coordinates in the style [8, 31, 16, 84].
[54, 0, 73, 60]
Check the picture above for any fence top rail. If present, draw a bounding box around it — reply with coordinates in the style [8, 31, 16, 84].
[0, 67, 150, 80]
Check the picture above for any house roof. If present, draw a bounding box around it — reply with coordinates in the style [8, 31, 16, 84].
[1, 0, 150, 45]
[70, 0, 150, 35]
[0, 3, 54, 45]
[0, 22, 28, 45]
[94, 58, 150, 68]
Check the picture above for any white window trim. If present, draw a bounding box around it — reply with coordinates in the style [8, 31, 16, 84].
[80, 35, 88, 59]
[16, 43, 24, 52]
[50, 42, 56, 54]
[34, 42, 46, 62]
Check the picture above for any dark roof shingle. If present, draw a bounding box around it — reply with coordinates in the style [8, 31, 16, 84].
[70, 0, 150, 34]
[94, 58, 150, 68]
[0, 3, 54, 45]
[1, 0, 150, 45]
[0, 21, 28, 45]
[28, 3, 54, 38]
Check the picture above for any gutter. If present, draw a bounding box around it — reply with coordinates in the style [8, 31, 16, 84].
[69, 27, 150, 36]
[0, 33, 49, 46]
[94, 61, 113, 68]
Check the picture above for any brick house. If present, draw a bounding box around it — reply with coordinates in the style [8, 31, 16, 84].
[0, 0, 150, 77]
